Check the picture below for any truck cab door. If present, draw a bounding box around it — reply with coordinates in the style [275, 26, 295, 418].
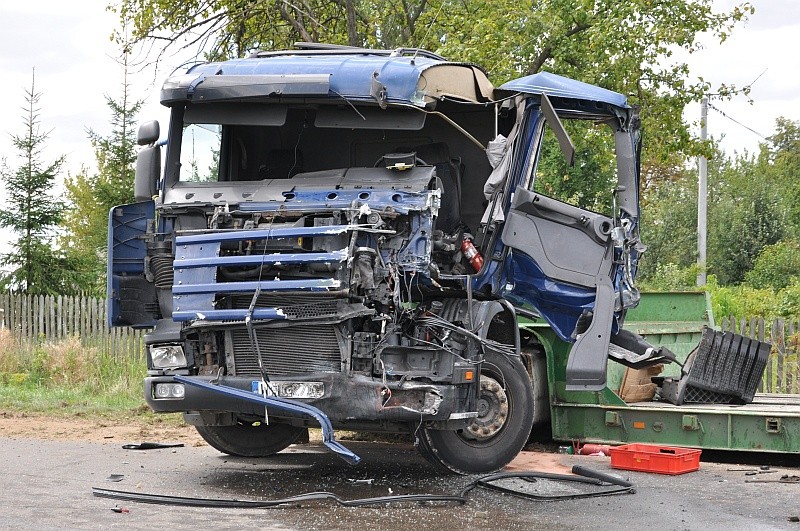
[500, 101, 637, 391]
[502, 188, 616, 390]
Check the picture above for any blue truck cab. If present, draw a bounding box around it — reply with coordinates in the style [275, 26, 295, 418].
[108, 45, 649, 473]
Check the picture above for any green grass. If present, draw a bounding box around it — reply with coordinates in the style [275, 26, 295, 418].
[0, 331, 155, 420]
[0, 382, 145, 415]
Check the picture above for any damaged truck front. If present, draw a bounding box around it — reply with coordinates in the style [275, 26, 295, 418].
[108, 46, 645, 473]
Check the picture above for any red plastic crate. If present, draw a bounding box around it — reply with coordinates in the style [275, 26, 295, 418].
[609, 444, 701, 475]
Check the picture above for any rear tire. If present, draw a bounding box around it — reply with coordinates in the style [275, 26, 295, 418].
[416, 352, 534, 474]
[196, 420, 306, 457]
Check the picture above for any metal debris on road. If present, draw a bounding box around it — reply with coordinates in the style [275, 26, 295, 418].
[122, 442, 185, 450]
[91, 465, 635, 509]
[745, 475, 800, 484]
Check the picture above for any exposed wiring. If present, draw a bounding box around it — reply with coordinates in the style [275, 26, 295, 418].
[245, 216, 279, 405]
[288, 115, 306, 176]
[395, 103, 486, 150]
[410, 0, 448, 64]
[330, 89, 367, 121]
[416, 314, 517, 357]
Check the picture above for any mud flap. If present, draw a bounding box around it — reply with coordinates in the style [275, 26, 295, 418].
[565, 279, 615, 391]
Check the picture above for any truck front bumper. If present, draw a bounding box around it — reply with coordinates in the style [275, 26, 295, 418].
[145, 373, 475, 426]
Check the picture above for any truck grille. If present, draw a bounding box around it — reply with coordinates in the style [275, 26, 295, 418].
[231, 293, 341, 320]
[230, 324, 341, 376]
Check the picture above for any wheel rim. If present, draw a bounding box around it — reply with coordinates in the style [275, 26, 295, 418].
[464, 374, 509, 441]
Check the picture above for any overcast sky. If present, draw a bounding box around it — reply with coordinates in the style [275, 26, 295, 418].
[0, 1, 798, 216]
[680, 0, 800, 155]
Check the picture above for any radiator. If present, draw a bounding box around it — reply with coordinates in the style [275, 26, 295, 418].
[230, 324, 342, 376]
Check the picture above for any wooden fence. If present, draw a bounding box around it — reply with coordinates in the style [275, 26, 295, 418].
[721, 316, 799, 394]
[0, 293, 145, 359]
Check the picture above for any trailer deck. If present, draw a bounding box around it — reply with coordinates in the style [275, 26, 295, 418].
[552, 393, 800, 453]
[523, 292, 800, 454]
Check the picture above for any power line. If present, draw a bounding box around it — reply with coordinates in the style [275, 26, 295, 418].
[707, 102, 767, 140]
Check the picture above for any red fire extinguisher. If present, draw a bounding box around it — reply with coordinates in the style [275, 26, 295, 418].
[461, 237, 484, 272]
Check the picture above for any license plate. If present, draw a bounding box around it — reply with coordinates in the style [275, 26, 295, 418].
[251, 380, 324, 399]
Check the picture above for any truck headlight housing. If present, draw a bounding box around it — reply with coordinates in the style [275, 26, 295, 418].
[154, 382, 185, 399]
[149, 344, 187, 369]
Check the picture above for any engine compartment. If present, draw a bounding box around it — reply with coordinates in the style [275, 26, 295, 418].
[147, 160, 503, 405]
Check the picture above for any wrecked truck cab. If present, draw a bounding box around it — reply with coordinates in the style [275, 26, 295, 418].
[108, 46, 644, 473]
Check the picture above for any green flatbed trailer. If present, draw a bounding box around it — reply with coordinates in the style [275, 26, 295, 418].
[521, 292, 800, 453]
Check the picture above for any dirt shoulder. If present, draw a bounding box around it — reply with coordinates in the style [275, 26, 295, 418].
[0, 410, 205, 446]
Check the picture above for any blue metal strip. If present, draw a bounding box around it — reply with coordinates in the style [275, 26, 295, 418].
[173, 278, 341, 295]
[172, 308, 287, 322]
[174, 249, 348, 269]
[176, 225, 350, 245]
[173, 376, 361, 465]
[235, 194, 430, 215]
[172, 239, 220, 317]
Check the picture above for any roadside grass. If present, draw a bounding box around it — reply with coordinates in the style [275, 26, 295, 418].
[0, 329, 183, 425]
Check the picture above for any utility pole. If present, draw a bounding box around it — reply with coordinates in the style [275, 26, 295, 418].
[697, 96, 708, 286]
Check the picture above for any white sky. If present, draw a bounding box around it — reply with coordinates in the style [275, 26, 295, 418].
[680, 0, 800, 156]
[0, 1, 798, 229]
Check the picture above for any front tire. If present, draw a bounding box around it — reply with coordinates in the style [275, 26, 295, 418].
[416, 352, 534, 474]
[196, 420, 307, 457]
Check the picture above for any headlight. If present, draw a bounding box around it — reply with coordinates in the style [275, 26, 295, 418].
[149, 344, 187, 369]
[154, 383, 185, 399]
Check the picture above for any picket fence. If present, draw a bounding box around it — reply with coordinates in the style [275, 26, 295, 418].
[721, 316, 800, 394]
[0, 293, 797, 394]
[0, 293, 145, 360]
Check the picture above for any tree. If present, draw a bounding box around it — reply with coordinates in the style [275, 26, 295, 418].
[745, 239, 800, 290]
[760, 117, 800, 237]
[637, 167, 698, 281]
[706, 151, 785, 285]
[116, 0, 752, 171]
[61, 55, 142, 295]
[0, 71, 80, 295]
[637, 135, 790, 288]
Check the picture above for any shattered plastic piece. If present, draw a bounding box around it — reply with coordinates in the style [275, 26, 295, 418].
[348, 479, 375, 485]
[111, 506, 130, 513]
[106, 474, 124, 482]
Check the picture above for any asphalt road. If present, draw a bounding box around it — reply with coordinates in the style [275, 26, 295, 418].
[1, 436, 799, 530]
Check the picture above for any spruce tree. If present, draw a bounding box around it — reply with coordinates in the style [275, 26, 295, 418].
[0, 70, 77, 295]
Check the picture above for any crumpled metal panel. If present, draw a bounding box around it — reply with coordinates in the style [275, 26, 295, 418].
[499, 71, 628, 108]
[164, 53, 489, 107]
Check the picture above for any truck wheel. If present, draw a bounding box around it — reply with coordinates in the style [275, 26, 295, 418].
[416, 352, 534, 474]
[196, 420, 306, 457]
